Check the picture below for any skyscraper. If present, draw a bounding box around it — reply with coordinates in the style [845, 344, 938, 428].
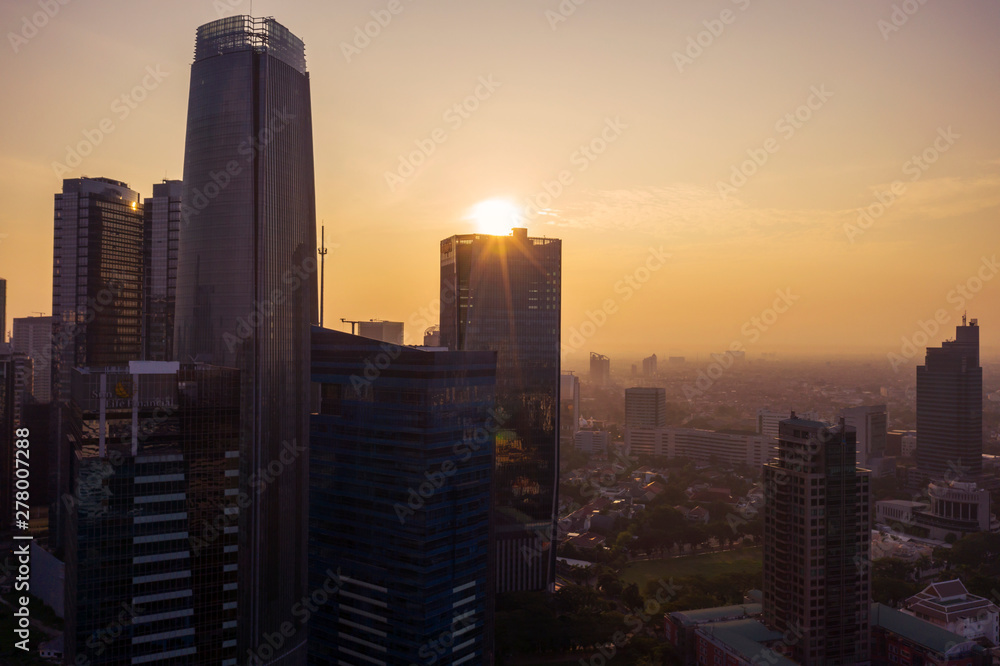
[589, 352, 610, 385]
[51, 177, 144, 402]
[12, 315, 55, 404]
[440, 228, 561, 593]
[0, 277, 6, 342]
[143, 180, 181, 361]
[174, 16, 317, 664]
[308, 327, 496, 665]
[762, 415, 871, 665]
[63, 362, 241, 666]
[916, 317, 982, 480]
[625, 387, 667, 428]
[559, 372, 580, 446]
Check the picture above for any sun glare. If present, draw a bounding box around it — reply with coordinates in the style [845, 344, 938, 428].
[467, 198, 522, 236]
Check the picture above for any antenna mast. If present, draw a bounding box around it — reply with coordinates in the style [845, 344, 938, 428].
[318, 224, 328, 327]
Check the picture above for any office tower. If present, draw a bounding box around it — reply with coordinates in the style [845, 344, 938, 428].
[560, 372, 581, 446]
[0, 346, 13, 531]
[357, 319, 404, 345]
[642, 353, 657, 376]
[309, 327, 496, 665]
[51, 177, 144, 402]
[0, 277, 6, 342]
[840, 404, 887, 468]
[756, 408, 818, 443]
[625, 387, 667, 427]
[762, 415, 871, 665]
[143, 180, 181, 361]
[916, 317, 982, 480]
[63, 361, 240, 666]
[440, 228, 561, 593]
[12, 316, 55, 403]
[174, 16, 317, 664]
[590, 352, 610, 385]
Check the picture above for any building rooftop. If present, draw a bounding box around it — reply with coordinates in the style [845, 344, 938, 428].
[671, 603, 762, 626]
[871, 603, 981, 657]
[697, 619, 798, 666]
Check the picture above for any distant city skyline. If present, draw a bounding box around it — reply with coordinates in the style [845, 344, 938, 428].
[3, 1, 1000, 359]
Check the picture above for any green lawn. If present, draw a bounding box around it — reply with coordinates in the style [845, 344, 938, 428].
[622, 547, 763, 587]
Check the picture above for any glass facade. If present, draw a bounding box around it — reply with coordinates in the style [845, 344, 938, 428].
[916, 318, 982, 480]
[63, 362, 240, 666]
[52, 177, 144, 403]
[308, 327, 496, 665]
[143, 180, 181, 362]
[439, 229, 561, 593]
[175, 16, 317, 664]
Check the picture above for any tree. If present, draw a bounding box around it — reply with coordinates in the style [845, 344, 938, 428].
[622, 582, 643, 610]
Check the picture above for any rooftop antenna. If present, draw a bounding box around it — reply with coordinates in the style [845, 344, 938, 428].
[318, 223, 328, 327]
[963, 311, 967, 326]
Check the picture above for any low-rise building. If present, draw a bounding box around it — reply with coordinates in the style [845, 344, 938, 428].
[871, 603, 992, 665]
[903, 580, 1000, 647]
[914, 480, 999, 541]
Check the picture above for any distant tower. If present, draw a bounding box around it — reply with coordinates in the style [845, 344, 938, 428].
[625, 387, 667, 428]
[0, 277, 6, 342]
[440, 228, 561, 593]
[763, 415, 871, 665]
[590, 352, 610, 385]
[916, 317, 982, 480]
[840, 404, 887, 468]
[560, 372, 581, 446]
[642, 353, 657, 376]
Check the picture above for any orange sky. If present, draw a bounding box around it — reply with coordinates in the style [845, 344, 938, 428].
[2, 0, 999, 368]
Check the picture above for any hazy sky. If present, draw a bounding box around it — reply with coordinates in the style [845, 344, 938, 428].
[2, 0, 999, 368]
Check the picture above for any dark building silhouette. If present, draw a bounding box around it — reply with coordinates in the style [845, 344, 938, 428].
[174, 15, 317, 664]
[0, 277, 6, 342]
[63, 362, 240, 666]
[625, 387, 666, 428]
[590, 352, 610, 385]
[143, 180, 181, 362]
[762, 415, 871, 665]
[51, 177, 144, 402]
[439, 229, 561, 593]
[308, 327, 496, 665]
[13, 315, 55, 404]
[916, 317, 982, 480]
[642, 353, 657, 376]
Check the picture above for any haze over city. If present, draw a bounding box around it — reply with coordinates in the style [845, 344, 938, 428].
[2, 0, 1000, 360]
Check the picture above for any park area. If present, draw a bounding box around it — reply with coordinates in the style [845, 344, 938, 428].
[621, 546, 763, 588]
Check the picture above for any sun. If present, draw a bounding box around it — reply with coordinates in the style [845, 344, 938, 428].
[466, 198, 523, 236]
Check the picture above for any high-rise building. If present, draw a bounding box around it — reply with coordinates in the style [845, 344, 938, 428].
[560, 372, 581, 446]
[51, 177, 144, 402]
[642, 353, 657, 376]
[357, 319, 404, 345]
[916, 317, 982, 480]
[590, 352, 610, 385]
[12, 315, 55, 404]
[63, 361, 241, 666]
[762, 415, 871, 665]
[625, 387, 666, 428]
[308, 327, 496, 665]
[174, 16, 317, 664]
[143, 180, 181, 361]
[840, 404, 888, 468]
[756, 408, 818, 443]
[440, 228, 561, 593]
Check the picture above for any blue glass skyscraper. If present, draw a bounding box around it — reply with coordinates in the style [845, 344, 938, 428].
[175, 16, 317, 665]
[308, 327, 495, 665]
